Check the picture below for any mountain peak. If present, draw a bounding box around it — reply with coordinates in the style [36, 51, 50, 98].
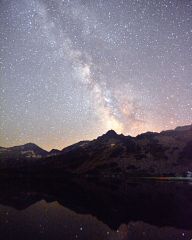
[21, 143, 48, 152]
[105, 130, 118, 137]
[49, 149, 60, 154]
[23, 143, 39, 148]
[97, 130, 119, 141]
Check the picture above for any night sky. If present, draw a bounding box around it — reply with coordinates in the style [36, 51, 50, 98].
[0, 0, 192, 150]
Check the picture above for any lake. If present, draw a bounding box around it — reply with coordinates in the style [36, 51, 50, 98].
[0, 177, 192, 240]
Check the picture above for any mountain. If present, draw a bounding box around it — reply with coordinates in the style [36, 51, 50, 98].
[0, 143, 49, 169]
[0, 143, 48, 159]
[38, 124, 192, 177]
[0, 124, 192, 177]
[48, 149, 61, 156]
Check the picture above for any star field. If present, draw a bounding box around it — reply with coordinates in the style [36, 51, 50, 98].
[0, 0, 192, 150]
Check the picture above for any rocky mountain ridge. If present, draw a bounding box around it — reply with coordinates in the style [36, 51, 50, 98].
[0, 124, 191, 177]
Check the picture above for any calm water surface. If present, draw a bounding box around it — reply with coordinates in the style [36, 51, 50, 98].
[0, 177, 191, 240]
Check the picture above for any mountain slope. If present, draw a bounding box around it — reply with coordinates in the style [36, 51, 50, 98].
[41, 124, 192, 177]
[0, 124, 192, 177]
[0, 143, 48, 159]
[0, 143, 49, 168]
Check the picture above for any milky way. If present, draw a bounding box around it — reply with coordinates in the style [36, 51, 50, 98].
[0, 0, 192, 150]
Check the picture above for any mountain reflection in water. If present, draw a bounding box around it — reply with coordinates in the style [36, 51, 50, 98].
[0, 176, 192, 240]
